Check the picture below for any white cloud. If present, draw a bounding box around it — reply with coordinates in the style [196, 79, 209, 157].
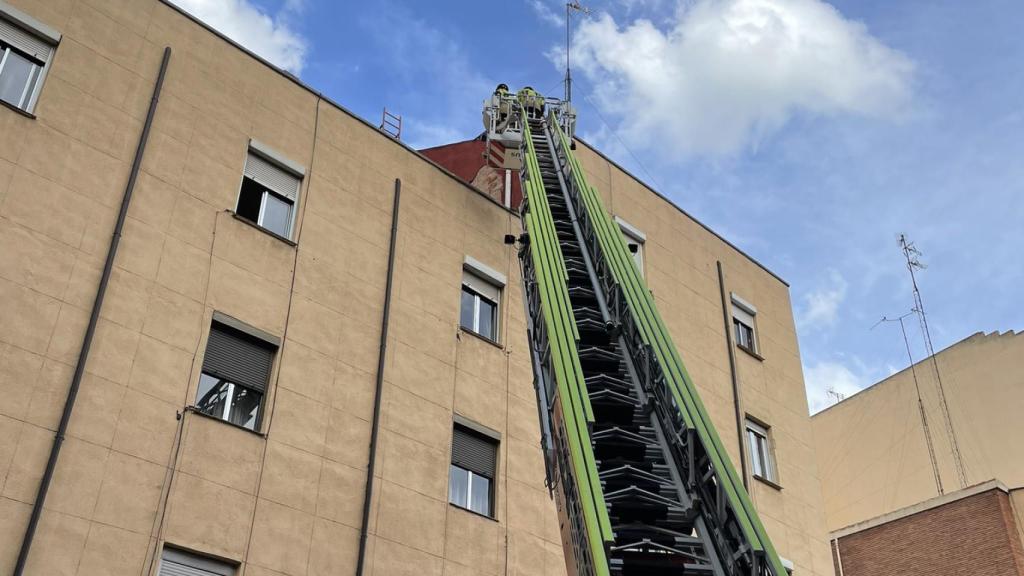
[566, 0, 915, 157]
[528, 0, 565, 27]
[798, 268, 848, 331]
[804, 359, 870, 413]
[171, 0, 308, 74]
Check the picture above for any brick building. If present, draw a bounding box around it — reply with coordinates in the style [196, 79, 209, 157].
[0, 0, 831, 574]
[831, 481, 1024, 576]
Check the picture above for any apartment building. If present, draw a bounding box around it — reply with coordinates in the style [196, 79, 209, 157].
[813, 330, 1024, 575]
[0, 0, 831, 574]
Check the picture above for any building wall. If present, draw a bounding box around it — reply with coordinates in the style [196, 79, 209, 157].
[812, 330, 1024, 532]
[573, 143, 833, 576]
[0, 1, 829, 575]
[833, 488, 1024, 576]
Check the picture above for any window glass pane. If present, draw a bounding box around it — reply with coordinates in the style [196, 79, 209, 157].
[460, 288, 475, 331]
[196, 373, 230, 420]
[470, 473, 491, 516]
[748, 429, 763, 477]
[449, 465, 469, 508]
[478, 297, 496, 340]
[0, 49, 36, 108]
[228, 386, 262, 430]
[236, 178, 264, 222]
[261, 192, 292, 238]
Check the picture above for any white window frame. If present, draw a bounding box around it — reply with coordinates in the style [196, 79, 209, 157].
[236, 140, 304, 240]
[449, 464, 492, 517]
[0, 1, 61, 114]
[615, 216, 646, 276]
[731, 293, 759, 356]
[746, 418, 778, 485]
[461, 256, 505, 343]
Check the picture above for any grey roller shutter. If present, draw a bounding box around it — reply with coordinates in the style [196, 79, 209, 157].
[244, 152, 299, 201]
[452, 426, 497, 478]
[201, 323, 275, 393]
[462, 270, 500, 303]
[0, 17, 53, 63]
[159, 549, 234, 576]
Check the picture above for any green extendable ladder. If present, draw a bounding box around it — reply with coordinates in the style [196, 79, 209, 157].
[516, 109, 788, 576]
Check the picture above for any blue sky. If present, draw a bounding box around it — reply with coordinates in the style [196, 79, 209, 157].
[174, 0, 1024, 413]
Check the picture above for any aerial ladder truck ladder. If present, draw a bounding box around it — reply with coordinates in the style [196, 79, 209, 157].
[484, 86, 788, 576]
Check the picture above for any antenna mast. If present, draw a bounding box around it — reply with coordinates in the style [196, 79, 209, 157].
[874, 313, 944, 495]
[565, 2, 590, 105]
[898, 234, 968, 489]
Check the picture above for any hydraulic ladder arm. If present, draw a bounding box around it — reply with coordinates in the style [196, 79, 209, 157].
[512, 96, 788, 576]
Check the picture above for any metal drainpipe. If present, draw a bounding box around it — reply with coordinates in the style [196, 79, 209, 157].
[717, 261, 748, 490]
[12, 46, 172, 576]
[356, 178, 401, 576]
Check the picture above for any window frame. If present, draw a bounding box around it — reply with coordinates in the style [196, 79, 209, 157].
[449, 418, 500, 519]
[730, 293, 761, 358]
[235, 141, 304, 241]
[460, 257, 506, 344]
[195, 313, 279, 433]
[615, 216, 646, 277]
[449, 463, 494, 517]
[0, 3, 60, 115]
[745, 417, 779, 487]
[460, 283, 498, 341]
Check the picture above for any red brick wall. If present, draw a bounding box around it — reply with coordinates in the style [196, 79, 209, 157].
[834, 489, 1024, 576]
[419, 139, 523, 208]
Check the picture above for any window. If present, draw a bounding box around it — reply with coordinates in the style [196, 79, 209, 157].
[0, 5, 59, 113]
[460, 258, 505, 342]
[449, 423, 498, 517]
[731, 294, 759, 356]
[746, 418, 777, 484]
[159, 547, 235, 576]
[235, 143, 303, 239]
[615, 217, 646, 276]
[196, 318, 277, 431]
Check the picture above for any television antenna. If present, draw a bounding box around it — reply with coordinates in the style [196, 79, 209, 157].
[898, 234, 968, 489]
[872, 311, 944, 495]
[564, 2, 591, 105]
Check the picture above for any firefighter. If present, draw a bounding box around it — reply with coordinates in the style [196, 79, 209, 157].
[517, 86, 545, 119]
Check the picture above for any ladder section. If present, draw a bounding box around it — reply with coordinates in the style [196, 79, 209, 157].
[518, 111, 787, 576]
[527, 117, 721, 575]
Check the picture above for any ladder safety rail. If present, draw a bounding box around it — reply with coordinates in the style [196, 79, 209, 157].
[515, 101, 787, 576]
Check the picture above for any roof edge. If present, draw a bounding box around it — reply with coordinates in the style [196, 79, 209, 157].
[574, 138, 789, 287]
[830, 479, 1011, 539]
[158, 0, 513, 217]
[811, 330, 1019, 417]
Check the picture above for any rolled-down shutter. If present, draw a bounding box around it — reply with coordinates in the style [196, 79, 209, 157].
[244, 152, 299, 201]
[452, 426, 497, 478]
[462, 270, 500, 303]
[0, 17, 54, 63]
[159, 549, 234, 576]
[201, 324, 275, 393]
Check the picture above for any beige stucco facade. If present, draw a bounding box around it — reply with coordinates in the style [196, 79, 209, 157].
[0, 0, 829, 574]
[812, 330, 1024, 533]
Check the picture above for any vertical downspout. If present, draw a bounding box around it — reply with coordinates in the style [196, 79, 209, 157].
[717, 261, 748, 490]
[13, 46, 173, 576]
[356, 179, 401, 576]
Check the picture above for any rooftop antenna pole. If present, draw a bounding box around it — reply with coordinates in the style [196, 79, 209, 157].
[874, 312, 944, 495]
[565, 2, 591, 105]
[898, 234, 968, 489]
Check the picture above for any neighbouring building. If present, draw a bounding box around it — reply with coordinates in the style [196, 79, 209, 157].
[829, 481, 1024, 576]
[0, 0, 832, 574]
[812, 330, 1024, 575]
